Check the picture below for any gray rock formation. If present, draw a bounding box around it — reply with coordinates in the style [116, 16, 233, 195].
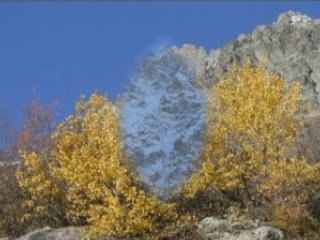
[15, 227, 85, 240]
[198, 217, 284, 240]
[11, 227, 140, 240]
[300, 113, 320, 162]
[202, 11, 320, 112]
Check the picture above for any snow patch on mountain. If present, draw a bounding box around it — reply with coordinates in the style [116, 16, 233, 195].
[276, 11, 312, 25]
[121, 46, 207, 195]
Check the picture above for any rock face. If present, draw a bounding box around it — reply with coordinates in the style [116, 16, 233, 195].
[121, 11, 320, 195]
[198, 217, 284, 240]
[121, 46, 207, 195]
[202, 11, 320, 112]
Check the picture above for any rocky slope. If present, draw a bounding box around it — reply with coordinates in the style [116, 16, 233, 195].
[121, 11, 320, 194]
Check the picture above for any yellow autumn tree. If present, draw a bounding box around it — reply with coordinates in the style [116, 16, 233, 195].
[50, 93, 177, 237]
[184, 62, 320, 235]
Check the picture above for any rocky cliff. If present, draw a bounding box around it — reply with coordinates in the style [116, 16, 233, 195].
[202, 11, 320, 110]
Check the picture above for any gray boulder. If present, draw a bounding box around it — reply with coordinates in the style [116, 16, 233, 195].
[16, 227, 85, 240]
[198, 217, 284, 240]
[13, 227, 141, 240]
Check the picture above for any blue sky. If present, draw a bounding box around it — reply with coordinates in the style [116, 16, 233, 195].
[0, 2, 319, 124]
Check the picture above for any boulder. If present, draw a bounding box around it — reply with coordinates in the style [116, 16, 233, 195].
[16, 227, 85, 240]
[198, 217, 284, 240]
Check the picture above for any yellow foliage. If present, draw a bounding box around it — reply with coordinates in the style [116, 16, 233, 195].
[183, 61, 320, 235]
[50, 93, 177, 237]
[185, 62, 303, 196]
[16, 152, 65, 226]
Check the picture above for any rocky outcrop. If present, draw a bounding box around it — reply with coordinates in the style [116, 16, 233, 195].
[202, 11, 320, 112]
[198, 217, 284, 240]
